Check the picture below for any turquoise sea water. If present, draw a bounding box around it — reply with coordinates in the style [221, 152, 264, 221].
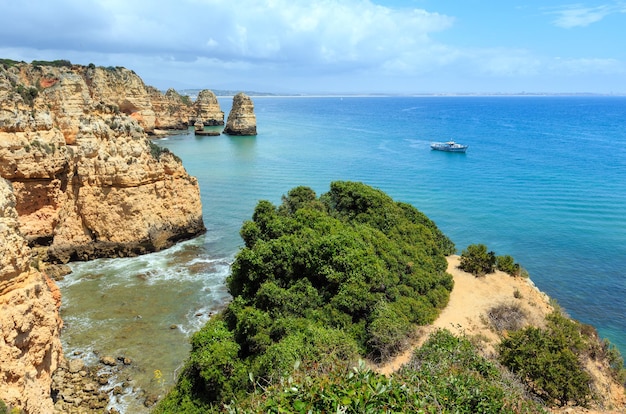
[59, 96, 626, 411]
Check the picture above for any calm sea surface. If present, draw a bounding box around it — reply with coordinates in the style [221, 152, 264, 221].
[59, 96, 626, 411]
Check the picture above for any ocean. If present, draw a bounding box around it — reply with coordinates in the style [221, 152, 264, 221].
[58, 96, 626, 412]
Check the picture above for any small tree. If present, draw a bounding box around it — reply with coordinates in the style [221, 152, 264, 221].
[496, 255, 520, 276]
[459, 244, 496, 277]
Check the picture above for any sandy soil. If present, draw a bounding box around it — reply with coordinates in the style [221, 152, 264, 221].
[375, 255, 554, 375]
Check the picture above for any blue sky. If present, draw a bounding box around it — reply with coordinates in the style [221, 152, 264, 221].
[1, 0, 625, 94]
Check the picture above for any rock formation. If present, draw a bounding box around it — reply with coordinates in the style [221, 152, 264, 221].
[223, 93, 257, 136]
[149, 87, 193, 131]
[0, 61, 205, 263]
[191, 89, 224, 126]
[0, 178, 64, 413]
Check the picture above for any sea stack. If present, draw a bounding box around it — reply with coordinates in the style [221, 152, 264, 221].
[223, 92, 257, 136]
[192, 89, 224, 126]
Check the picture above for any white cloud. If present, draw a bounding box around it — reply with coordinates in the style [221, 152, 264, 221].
[1, 0, 624, 93]
[546, 3, 626, 28]
[0, 0, 454, 71]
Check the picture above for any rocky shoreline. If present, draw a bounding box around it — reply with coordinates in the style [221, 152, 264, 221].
[52, 354, 158, 414]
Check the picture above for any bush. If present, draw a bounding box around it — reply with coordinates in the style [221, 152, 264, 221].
[227, 335, 546, 414]
[459, 244, 496, 276]
[367, 301, 413, 362]
[161, 182, 456, 409]
[15, 84, 38, 106]
[499, 311, 593, 407]
[487, 303, 526, 333]
[31, 59, 71, 67]
[186, 318, 250, 403]
[496, 255, 521, 276]
[400, 329, 545, 413]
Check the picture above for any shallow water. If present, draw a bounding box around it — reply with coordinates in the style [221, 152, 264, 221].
[60, 96, 626, 412]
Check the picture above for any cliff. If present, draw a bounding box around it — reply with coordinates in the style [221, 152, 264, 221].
[0, 61, 206, 263]
[223, 93, 257, 135]
[0, 178, 63, 413]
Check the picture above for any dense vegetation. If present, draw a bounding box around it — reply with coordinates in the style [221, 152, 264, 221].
[500, 309, 626, 407]
[31, 59, 72, 68]
[208, 330, 545, 413]
[156, 183, 624, 413]
[156, 181, 456, 411]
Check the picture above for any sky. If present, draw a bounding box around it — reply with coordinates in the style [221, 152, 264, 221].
[1, 0, 625, 94]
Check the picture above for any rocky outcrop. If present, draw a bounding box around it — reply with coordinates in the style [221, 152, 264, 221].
[0, 178, 64, 413]
[223, 93, 257, 136]
[148, 87, 193, 131]
[191, 90, 224, 126]
[0, 61, 205, 263]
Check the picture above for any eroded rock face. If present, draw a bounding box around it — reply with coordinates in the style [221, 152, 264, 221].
[0, 62, 205, 263]
[0, 178, 64, 413]
[150, 87, 193, 131]
[223, 92, 257, 136]
[192, 89, 224, 126]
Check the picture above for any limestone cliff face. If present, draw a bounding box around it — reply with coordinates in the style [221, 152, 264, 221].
[0, 178, 63, 413]
[223, 93, 257, 136]
[149, 87, 193, 130]
[192, 89, 224, 126]
[0, 61, 205, 263]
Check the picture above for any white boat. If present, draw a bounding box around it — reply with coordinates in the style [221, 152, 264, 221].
[430, 141, 468, 153]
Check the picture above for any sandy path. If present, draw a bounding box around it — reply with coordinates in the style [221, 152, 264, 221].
[374, 255, 553, 375]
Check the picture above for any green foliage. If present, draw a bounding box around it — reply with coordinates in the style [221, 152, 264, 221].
[399, 329, 545, 413]
[367, 301, 412, 361]
[148, 140, 175, 161]
[602, 340, 626, 384]
[0, 399, 22, 414]
[499, 310, 593, 407]
[496, 254, 521, 276]
[31, 59, 71, 67]
[187, 317, 250, 403]
[161, 182, 456, 410]
[0, 58, 21, 68]
[222, 331, 545, 414]
[459, 244, 496, 276]
[14, 84, 38, 106]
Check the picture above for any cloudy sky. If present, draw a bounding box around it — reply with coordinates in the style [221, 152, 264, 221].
[1, 0, 625, 94]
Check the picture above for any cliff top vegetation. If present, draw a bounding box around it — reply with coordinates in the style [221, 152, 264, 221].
[155, 182, 625, 413]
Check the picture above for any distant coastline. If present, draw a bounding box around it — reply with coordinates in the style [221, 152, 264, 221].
[179, 89, 626, 99]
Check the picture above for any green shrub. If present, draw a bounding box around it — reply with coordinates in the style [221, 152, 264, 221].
[149, 140, 174, 160]
[459, 244, 496, 276]
[31, 59, 71, 67]
[398, 329, 545, 413]
[499, 311, 593, 407]
[161, 182, 456, 409]
[15, 84, 38, 106]
[367, 301, 412, 361]
[185, 318, 250, 403]
[496, 255, 521, 276]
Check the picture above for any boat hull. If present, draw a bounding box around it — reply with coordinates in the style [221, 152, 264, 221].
[430, 142, 468, 153]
